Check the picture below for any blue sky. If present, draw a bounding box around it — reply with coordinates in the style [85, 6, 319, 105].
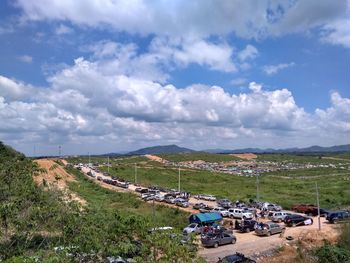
[0, 0, 350, 156]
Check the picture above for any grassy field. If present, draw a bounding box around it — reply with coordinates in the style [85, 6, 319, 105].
[257, 153, 350, 164]
[67, 153, 350, 210]
[158, 152, 240, 162]
[96, 162, 350, 211]
[67, 166, 189, 230]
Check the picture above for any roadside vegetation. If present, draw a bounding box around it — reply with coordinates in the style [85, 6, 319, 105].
[0, 142, 202, 262]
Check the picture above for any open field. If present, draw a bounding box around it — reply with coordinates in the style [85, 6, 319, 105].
[67, 153, 350, 210]
[158, 152, 241, 162]
[257, 153, 350, 164]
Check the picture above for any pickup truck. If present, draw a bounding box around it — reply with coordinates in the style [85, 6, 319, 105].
[228, 208, 253, 219]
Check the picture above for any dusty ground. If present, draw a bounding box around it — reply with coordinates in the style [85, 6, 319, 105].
[230, 153, 257, 160]
[34, 159, 86, 205]
[199, 218, 339, 262]
[144, 154, 167, 163]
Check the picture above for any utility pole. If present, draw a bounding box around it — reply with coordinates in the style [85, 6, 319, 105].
[88, 152, 91, 167]
[178, 166, 181, 192]
[256, 174, 259, 201]
[316, 182, 321, 231]
[107, 156, 110, 173]
[134, 163, 137, 184]
[58, 145, 61, 158]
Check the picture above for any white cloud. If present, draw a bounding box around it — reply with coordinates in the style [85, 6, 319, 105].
[55, 24, 73, 35]
[238, 45, 259, 61]
[15, 0, 348, 40]
[263, 62, 295, 75]
[1, 51, 349, 155]
[321, 17, 350, 48]
[230, 78, 247, 86]
[17, 55, 33, 63]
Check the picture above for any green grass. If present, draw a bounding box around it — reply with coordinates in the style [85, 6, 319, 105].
[257, 153, 350, 163]
[67, 166, 189, 230]
[158, 152, 240, 162]
[100, 163, 350, 211]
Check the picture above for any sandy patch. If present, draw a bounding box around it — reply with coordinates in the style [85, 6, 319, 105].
[230, 153, 257, 160]
[34, 159, 86, 205]
[144, 154, 167, 163]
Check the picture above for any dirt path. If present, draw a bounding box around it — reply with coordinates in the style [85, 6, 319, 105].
[34, 159, 86, 205]
[199, 217, 339, 262]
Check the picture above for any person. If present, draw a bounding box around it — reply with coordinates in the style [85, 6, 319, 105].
[280, 228, 285, 238]
[229, 220, 234, 230]
[235, 219, 240, 230]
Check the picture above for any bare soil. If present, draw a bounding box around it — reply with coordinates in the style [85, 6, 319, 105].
[144, 154, 167, 163]
[34, 159, 86, 205]
[230, 153, 257, 160]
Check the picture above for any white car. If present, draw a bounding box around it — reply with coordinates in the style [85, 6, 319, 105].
[183, 223, 202, 234]
[211, 207, 229, 217]
[228, 208, 253, 219]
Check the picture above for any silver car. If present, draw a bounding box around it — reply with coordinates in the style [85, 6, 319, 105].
[255, 222, 285, 236]
[268, 211, 292, 223]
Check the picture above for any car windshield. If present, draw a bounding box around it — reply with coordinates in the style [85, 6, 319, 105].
[188, 224, 196, 228]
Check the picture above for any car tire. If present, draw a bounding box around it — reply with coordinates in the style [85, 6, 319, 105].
[267, 231, 271, 236]
[243, 216, 246, 220]
[292, 222, 296, 227]
[214, 242, 219, 248]
[278, 219, 282, 223]
[231, 238, 236, 244]
[245, 228, 250, 233]
[230, 215, 234, 219]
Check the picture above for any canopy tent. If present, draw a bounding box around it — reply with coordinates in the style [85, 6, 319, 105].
[189, 212, 222, 224]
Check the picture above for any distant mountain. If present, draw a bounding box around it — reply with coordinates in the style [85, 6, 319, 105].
[127, 144, 195, 155]
[204, 144, 350, 154]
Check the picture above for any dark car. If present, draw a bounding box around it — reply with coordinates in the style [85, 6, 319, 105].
[217, 252, 256, 263]
[193, 203, 207, 210]
[201, 232, 236, 248]
[310, 208, 330, 217]
[284, 214, 313, 227]
[217, 199, 232, 209]
[326, 211, 350, 224]
[199, 205, 213, 213]
[236, 220, 258, 233]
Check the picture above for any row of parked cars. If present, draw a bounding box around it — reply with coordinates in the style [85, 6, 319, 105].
[96, 176, 129, 188]
[136, 187, 190, 207]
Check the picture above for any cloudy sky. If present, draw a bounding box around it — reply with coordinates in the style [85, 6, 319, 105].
[0, 0, 350, 156]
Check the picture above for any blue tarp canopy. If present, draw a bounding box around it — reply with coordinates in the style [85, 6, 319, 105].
[189, 212, 222, 224]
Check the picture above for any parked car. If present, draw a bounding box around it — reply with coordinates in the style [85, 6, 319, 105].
[217, 199, 232, 209]
[155, 195, 165, 202]
[310, 208, 330, 217]
[175, 198, 189, 208]
[217, 252, 256, 263]
[268, 211, 292, 223]
[211, 207, 229, 217]
[193, 203, 207, 210]
[284, 214, 313, 227]
[199, 205, 213, 213]
[292, 204, 317, 215]
[255, 222, 285, 236]
[203, 195, 216, 201]
[164, 196, 176, 204]
[236, 219, 258, 233]
[266, 203, 282, 211]
[183, 223, 202, 234]
[326, 211, 350, 224]
[228, 208, 253, 219]
[201, 232, 236, 248]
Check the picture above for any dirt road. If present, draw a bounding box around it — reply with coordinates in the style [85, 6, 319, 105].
[198, 217, 338, 262]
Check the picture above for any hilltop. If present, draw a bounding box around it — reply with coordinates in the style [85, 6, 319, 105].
[127, 144, 195, 155]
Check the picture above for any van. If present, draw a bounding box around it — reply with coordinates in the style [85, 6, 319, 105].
[268, 211, 291, 222]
